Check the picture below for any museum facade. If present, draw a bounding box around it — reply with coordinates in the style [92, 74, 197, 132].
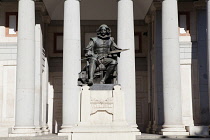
[0, 0, 210, 137]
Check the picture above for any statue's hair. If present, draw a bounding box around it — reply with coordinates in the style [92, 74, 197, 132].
[96, 24, 111, 36]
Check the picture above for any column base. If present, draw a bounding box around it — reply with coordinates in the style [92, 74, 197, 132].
[42, 125, 50, 135]
[160, 131, 189, 135]
[58, 125, 74, 136]
[146, 121, 152, 133]
[160, 125, 189, 136]
[9, 127, 38, 137]
[35, 126, 43, 135]
[153, 124, 162, 134]
[130, 124, 141, 136]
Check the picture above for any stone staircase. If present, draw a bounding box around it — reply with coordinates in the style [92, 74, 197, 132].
[0, 134, 210, 140]
[0, 134, 67, 140]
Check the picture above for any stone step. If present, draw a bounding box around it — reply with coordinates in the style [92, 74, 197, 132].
[139, 139, 210, 140]
[137, 133, 210, 139]
[1, 134, 210, 140]
[0, 134, 67, 140]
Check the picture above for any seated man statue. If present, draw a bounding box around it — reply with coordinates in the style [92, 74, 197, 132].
[84, 24, 121, 86]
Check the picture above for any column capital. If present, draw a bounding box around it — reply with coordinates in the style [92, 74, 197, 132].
[145, 15, 152, 24]
[147, 1, 161, 22]
[150, 2, 162, 12]
[194, 0, 206, 9]
[35, 2, 46, 13]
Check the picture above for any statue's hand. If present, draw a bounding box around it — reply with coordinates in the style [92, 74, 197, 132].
[108, 54, 112, 58]
[85, 51, 93, 57]
[111, 54, 118, 58]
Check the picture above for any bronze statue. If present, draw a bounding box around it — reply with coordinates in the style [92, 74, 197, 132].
[78, 24, 123, 86]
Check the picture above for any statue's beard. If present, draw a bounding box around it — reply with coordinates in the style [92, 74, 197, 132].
[97, 34, 111, 39]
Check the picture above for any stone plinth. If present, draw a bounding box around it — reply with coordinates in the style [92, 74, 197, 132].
[9, 127, 37, 137]
[69, 133, 135, 140]
[67, 85, 136, 140]
[186, 126, 209, 136]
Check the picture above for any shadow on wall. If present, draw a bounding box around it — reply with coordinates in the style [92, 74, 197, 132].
[192, 9, 210, 126]
[153, 10, 164, 133]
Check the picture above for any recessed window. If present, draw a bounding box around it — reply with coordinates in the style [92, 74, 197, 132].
[54, 33, 63, 53]
[135, 32, 142, 53]
[178, 12, 190, 35]
[5, 12, 18, 37]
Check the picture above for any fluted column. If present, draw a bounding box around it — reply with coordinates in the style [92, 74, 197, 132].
[117, 0, 139, 133]
[10, 0, 36, 137]
[161, 0, 188, 135]
[59, 0, 81, 136]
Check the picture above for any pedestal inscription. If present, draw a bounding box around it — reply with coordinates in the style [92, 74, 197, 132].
[68, 85, 136, 140]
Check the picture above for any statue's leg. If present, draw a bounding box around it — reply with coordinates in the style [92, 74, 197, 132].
[88, 59, 97, 86]
[100, 59, 117, 84]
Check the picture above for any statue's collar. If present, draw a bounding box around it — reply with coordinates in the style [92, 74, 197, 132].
[97, 35, 110, 40]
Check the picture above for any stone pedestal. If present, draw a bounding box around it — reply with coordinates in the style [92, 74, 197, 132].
[186, 126, 209, 136]
[67, 85, 136, 140]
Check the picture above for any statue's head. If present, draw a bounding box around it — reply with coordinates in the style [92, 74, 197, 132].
[96, 24, 111, 39]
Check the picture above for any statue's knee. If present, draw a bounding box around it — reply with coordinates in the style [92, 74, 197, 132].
[89, 59, 96, 64]
[111, 60, 118, 65]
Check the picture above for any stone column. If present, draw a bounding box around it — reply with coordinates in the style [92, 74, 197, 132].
[117, 0, 139, 133]
[34, 24, 43, 135]
[145, 15, 153, 133]
[9, 0, 36, 137]
[161, 0, 188, 135]
[59, 0, 81, 136]
[207, 0, 210, 122]
[154, 9, 164, 133]
[42, 56, 50, 134]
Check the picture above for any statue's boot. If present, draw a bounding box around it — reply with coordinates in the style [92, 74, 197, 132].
[88, 60, 96, 86]
[88, 79, 93, 86]
[100, 64, 116, 84]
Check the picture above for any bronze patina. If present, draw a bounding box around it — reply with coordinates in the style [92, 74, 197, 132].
[78, 24, 124, 86]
